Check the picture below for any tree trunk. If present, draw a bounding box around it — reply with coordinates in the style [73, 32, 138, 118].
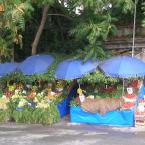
[60, 0, 64, 6]
[31, 5, 49, 55]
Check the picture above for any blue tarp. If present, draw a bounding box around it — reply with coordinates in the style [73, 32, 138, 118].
[56, 84, 77, 118]
[57, 96, 71, 118]
[70, 107, 134, 127]
[138, 85, 145, 100]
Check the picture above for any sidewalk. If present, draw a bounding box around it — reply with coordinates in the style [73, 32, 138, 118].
[0, 117, 145, 145]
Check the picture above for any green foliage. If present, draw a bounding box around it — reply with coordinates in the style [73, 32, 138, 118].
[77, 71, 118, 85]
[69, 0, 134, 60]
[7, 97, 59, 125]
[0, 109, 10, 122]
[0, 89, 3, 98]
[7, 98, 19, 120]
[0, 0, 34, 60]
[13, 108, 33, 123]
[113, 0, 134, 14]
[0, 0, 143, 62]
[7, 99, 19, 111]
[0, 27, 13, 62]
[1, 0, 34, 30]
[98, 86, 123, 98]
[0, 0, 55, 60]
[70, 11, 116, 42]
[12, 103, 59, 125]
[74, 43, 110, 61]
[70, 100, 80, 107]
[0, 66, 118, 87]
[141, 1, 145, 27]
[70, 85, 123, 107]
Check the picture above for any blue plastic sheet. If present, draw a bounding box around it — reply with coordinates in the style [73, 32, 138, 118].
[56, 84, 77, 118]
[57, 96, 71, 118]
[138, 85, 145, 100]
[70, 107, 134, 127]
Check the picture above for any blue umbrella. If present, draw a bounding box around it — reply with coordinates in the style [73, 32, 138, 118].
[99, 56, 145, 95]
[99, 56, 145, 78]
[18, 54, 54, 75]
[55, 59, 99, 79]
[0, 62, 18, 76]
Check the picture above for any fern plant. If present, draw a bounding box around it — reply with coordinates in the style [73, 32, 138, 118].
[0, 0, 34, 60]
[69, 0, 135, 60]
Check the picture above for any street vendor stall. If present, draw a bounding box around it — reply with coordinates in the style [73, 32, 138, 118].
[0, 55, 78, 125]
[0, 79, 76, 125]
[70, 56, 145, 127]
[70, 83, 135, 127]
[55, 58, 99, 117]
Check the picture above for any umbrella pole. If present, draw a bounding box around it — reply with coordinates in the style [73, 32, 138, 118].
[122, 78, 125, 96]
[132, 0, 138, 57]
[78, 83, 80, 89]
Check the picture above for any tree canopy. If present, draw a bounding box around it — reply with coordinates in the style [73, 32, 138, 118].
[0, 0, 145, 62]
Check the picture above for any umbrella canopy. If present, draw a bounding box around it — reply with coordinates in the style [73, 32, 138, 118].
[0, 62, 18, 76]
[55, 59, 99, 80]
[99, 56, 145, 78]
[18, 54, 54, 75]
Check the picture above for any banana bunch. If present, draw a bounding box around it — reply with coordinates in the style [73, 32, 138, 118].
[56, 82, 64, 90]
[36, 100, 49, 109]
[77, 88, 83, 96]
[11, 93, 20, 100]
[8, 85, 15, 92]
[0, 98, 9, 110]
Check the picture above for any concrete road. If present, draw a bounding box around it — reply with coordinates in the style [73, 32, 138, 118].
[0, 117, 145, 145]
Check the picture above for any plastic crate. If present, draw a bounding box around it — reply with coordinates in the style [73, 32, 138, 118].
[135, 112, 145, 127]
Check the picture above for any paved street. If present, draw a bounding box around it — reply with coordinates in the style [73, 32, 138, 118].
[0, 117, 145, 145]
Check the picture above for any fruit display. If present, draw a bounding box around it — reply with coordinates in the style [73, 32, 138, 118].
[70, 83, 122, 107]
[70, 86, 134, 128]
[0, 81, 69, 125]
[122, 87, 137, 110]
[134, 99, 145, 127]
[70, 84, 138, 116]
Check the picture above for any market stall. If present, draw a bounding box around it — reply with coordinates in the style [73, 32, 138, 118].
[55, 58, 99, 117]
[0, 55, 78, 125]
[0, 80, 76, 125]
[70, 56, 145, 127]
[70, 83, 135, 126]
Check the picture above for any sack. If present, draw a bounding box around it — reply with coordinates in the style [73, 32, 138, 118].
[81, 98, 123, 115]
